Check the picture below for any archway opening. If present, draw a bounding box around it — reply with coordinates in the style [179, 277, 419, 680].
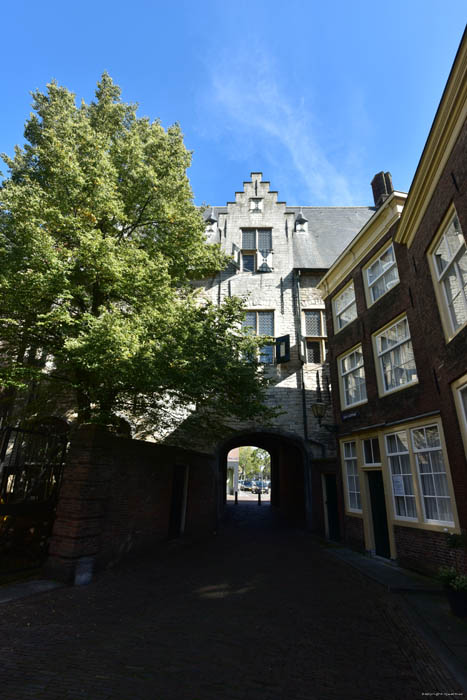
[219, 431, 308, 527]
[226, 446, 271, 504]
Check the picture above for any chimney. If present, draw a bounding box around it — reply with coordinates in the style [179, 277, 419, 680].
[371, 172, 394, 208]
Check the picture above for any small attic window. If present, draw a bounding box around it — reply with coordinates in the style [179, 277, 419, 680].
[205, 209, 217, 233]
[295, 210, 308, 233]
[249, 198, 263, 212]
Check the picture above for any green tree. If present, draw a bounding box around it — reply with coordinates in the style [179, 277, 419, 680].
[0, 74, 274, 435]
[239, 447, 270, 480]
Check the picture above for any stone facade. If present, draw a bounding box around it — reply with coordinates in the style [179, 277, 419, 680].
[199, 173, 373, 460]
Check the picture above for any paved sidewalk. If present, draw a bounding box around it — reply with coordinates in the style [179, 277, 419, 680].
[0, 502, 464, 699]
[327, 543, 467, 692]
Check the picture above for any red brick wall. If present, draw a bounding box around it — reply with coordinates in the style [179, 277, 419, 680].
[46, 425, 216, 582]
[394, 526, 467, 575]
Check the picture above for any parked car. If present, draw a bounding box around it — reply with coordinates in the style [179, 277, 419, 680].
[252, 480, 269, 494]
[241, 479, 253, 491]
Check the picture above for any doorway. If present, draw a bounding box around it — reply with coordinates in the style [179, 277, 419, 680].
[367, 471, 391, 559]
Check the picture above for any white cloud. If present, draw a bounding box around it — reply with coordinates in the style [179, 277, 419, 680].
[205, 46, 365, 206]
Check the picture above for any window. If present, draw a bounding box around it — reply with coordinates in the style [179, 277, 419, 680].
[242, 310, 274, 364]
[412, 425, 454, 524]
[303, 309, 327, 364]
[241, 229, 273, 273]
[242, 254, 255, 273]
[385, 431, 417, 519]
[384, 424, 455, 525]
[452, 376, 467, 459]
[363, 438, 381, 465]
[339, 346, 367, 408]
[343, 441, 361, 512]
[333, 282, 357, 331]
[431, 214, 467, 335]
[374, 316, 417, 394]
[365, 243, 399, 304]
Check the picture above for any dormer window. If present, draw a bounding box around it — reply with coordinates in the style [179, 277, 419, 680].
[249, 198, 263, 213]
[295, 210, 308, 234]
[205, 209, 217, 234]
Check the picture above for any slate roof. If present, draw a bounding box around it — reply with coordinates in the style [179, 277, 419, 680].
[203, 205, 375, 269]
[287, 206, 375, 269]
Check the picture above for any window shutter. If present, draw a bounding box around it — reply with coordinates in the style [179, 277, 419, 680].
[231, 243, 241, 268]
[275, 334, 290, 363]
[256, 250, 273, 272]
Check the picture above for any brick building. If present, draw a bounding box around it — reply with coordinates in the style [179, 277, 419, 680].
[318, 30, 467, 574]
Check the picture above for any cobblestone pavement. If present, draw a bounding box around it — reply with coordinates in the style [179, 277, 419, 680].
[0, 503, 462, 700]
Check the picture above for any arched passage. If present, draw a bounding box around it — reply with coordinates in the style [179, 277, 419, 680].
[216, 430, 312, 527]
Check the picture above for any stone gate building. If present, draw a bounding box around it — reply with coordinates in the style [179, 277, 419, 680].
[199, 173, 374, 531]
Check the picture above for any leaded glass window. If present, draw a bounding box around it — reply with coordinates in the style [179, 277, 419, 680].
[242, 311, 274, 364]
[242, 229, 256, 250]
[242, 253, 255, 272]
[303, 310, 327, 364]
[304, 310, 321, 336]
[306, 341, 321, 364]
[258, 229, 272, 252]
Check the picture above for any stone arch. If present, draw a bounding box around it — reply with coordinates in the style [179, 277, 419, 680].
[215, 428, 313, 527]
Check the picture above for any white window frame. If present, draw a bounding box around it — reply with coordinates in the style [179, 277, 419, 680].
[338, 345, 367, 409]
[429, 210, 467, 340]
[333, 281, 357, 333]
[342, 440, 362, 513]
[302, 309, 327, 365]
[385, 431, 418, 521]
[373, 315, 418, 396]
[364, 242, 400, 305]
[411, 424, 455, 526]
[452, 374, 467, 460]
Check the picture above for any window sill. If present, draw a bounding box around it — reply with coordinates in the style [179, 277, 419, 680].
[379, 379, 419, 398]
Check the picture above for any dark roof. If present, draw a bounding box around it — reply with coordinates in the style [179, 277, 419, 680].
[287, 206, 375, 269]
[203, 205, 375, 267]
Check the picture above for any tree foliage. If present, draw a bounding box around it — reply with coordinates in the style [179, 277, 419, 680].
[239, 446, 270, 479]
[0, 74, 274, 434]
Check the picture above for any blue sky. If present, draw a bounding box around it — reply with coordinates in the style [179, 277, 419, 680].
[1, 2, 465, 207]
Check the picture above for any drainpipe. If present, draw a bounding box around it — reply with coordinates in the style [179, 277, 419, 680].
[295, 270, 309, 441]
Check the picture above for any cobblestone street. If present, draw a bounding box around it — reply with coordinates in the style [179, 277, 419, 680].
[0, 503, 461, 700]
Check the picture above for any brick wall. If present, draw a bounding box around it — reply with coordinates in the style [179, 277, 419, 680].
[394, 526, 467, 575]
[45, 424, 216, 583]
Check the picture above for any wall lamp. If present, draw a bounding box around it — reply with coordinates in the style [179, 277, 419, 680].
[311, 402, 338, 433]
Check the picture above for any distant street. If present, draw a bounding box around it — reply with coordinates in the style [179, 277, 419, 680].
[0, 502, 457, 699]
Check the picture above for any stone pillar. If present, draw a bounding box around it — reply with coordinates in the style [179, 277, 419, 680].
[44, 424, 113, 584]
